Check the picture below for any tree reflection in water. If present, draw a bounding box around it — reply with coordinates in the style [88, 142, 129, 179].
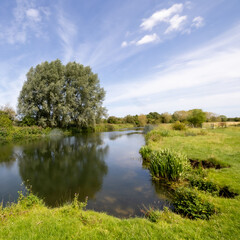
[16, 133, 108, 206]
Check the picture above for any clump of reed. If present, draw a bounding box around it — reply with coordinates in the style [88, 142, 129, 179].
[139, 146, 152, 162]
[149, 149, 190, 181]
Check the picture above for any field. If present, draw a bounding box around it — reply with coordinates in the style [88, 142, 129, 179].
[0, 126, 240, 239]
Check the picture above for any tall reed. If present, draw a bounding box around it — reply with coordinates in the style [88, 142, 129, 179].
[149, 149, 190, 181]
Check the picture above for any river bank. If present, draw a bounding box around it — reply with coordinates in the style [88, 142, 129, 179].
[0, 126, 239, 239]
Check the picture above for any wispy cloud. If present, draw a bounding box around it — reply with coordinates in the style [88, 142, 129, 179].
[107, 24, 240, 116]
[26, 8, 41, 22]
[57, 11, 77, 63]
[0, 0, 50, 44]
[192, 16, 204, 28]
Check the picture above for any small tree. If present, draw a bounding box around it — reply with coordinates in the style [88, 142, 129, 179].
[188, 109, 206, 127]
[161, 112, 172, 123]
[0, 111, 13, 128]
[138, 114, 147, 127]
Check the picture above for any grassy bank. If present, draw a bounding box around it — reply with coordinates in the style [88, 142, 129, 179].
[0, 125, 239, 239]
[0, 124, 135, 143]
[0, 126, 51, 143]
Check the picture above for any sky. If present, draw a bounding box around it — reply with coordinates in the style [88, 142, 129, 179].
[0, 0, 240, 117]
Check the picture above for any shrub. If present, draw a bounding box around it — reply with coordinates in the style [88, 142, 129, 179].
[0, 112, 13, 128]
[18, 191, 43, 209]
[173, 187, 216, 220]
[172, 121, 186, 131]
[139, 146, 152, 162]
[21, 116, 36, 126]
[189, 176, 219, 194]
[149, 149, 190, 181]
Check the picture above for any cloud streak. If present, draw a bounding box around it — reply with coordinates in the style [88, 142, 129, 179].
[106, 25, 240, 116]
[0, 0, 50, 44]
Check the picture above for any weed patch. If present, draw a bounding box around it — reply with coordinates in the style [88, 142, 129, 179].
[173, 188, 216, 220]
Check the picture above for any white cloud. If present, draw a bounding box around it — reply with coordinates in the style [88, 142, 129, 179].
[192, 16, 204, 28]
[121, 41, 128, 47]
[106, 25, 240, 116]
[136, 33, 159, 45]
[165, 14, 187, 34]
[26, 8, 41, 22]
[140, 3, 183, 31]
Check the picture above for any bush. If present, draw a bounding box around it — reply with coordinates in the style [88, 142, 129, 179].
[189, 176, 219, 194]
[0, 112, 13, 128]
[173, 188, 216, 219]
[149, 149, 190, 181]
[172, 121, 186, 130]
[21, 116, 36, 126]
[139, 146, 152, 162]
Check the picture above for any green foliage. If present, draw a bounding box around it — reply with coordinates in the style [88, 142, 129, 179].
[0, 111, 13, 128]
[172, 121, 186, 130]
[189, 176, 219, 194]
[149, 149, 190, 181]
[21, 115, 36, 126]
[138, 114, 147, 127]
[18, 191, 43, 209]
[141, 205, 160, 222]
[72, 194, 88, 210]
[161, 112, 172, 123]
[107, 116, 122, 124]
[146, 112, 162, 124]
[0, 105, 16, 121]
[146, 128, 171, 142]
[188, 109, 207, 127]
[139, 146, 152, 161]
[18, 60, 106, 128]
[173, 188, 216, 220]
[145, 130, 163, 142]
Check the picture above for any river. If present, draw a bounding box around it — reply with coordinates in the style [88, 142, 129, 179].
[0, 129, 171, 217]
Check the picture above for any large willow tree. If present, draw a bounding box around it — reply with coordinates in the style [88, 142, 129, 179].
[18, 60, 106, 128]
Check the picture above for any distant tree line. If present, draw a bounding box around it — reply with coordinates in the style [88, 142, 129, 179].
[105, 109, 240, 127]
[0, 105, 239, 129]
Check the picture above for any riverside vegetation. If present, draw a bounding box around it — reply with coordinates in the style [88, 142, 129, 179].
[0, 124, 239, 239]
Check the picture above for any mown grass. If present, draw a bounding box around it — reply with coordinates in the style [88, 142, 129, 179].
[0, 126, 240, 239]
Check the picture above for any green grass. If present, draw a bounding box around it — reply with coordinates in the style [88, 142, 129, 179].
[0, 126, 240, 239]
[94, 123, 135, 132]
[0, 124, 135, 144]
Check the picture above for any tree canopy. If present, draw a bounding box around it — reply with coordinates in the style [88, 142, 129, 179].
[187, 109, 207, 127]
[18, 60, 106, 128]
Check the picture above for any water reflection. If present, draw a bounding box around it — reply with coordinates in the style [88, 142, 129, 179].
[0, 130, 172, 218]
[16, 134, 108, 206]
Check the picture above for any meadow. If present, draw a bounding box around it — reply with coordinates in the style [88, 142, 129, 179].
[0, 125, 239, 239]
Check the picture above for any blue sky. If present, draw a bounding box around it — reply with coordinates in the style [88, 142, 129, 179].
[0, 0, 240, 117]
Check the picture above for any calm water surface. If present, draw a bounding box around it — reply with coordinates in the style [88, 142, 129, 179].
[0, 129, 171, 217]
